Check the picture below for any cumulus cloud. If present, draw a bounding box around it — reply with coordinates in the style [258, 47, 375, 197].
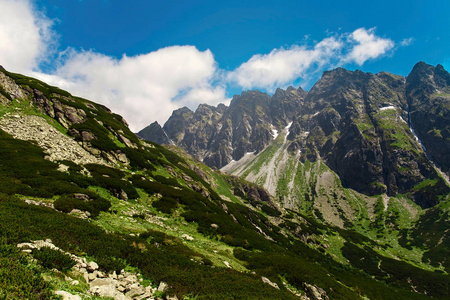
[228, 37, 343, 91]
[48, 46, 228, 131]
[345, 28, 394, 65]
[0, 0, 55, 73]
[228, 28, 395, 91]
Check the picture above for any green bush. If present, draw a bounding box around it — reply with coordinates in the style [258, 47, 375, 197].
[95, 256, 126, 273]
[32, 246, 76, 271]
[152, 196, 179, 214]
[0, 240, 55, 299]
[54, 194, 111, 218]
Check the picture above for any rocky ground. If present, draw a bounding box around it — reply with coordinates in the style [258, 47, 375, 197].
[17, 239, 175, 300]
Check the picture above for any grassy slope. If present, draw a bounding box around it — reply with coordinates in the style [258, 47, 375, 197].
[227, 122, 450, 275]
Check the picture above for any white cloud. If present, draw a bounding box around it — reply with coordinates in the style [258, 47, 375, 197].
[49, 46, 227, 131]
[228, 37, 343, 91]
[400, 37, 414, 47]
[345, 28, 394, 66]
[0, 0, 55, 73]
[228, 28, 395, 91]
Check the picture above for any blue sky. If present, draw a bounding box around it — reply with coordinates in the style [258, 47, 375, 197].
[0, 0, 449, 130]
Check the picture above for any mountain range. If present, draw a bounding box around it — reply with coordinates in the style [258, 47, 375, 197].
[0, 63, 449, 299]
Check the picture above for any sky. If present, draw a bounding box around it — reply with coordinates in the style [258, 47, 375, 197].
[0, 0, 449, 131]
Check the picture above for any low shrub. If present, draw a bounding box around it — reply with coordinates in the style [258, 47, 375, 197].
[0, 240, 55, 299]
[32, 246, 76, 271]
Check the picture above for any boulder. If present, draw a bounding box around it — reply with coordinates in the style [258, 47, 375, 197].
[181, 234, 194, 241]
[261, 276, 279, 289]
[90, 285, 128, 300]
[55, 291, 82, 300]
[87, 261, 99, 272]
[157, 281, 169, 292]
[125, 285, 146, 298]
[90, 278, 114, 287]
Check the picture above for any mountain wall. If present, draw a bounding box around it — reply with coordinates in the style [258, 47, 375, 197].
[140, 62, 450, 209]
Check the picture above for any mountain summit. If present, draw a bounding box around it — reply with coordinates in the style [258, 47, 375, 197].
[140, 62, 450, 209]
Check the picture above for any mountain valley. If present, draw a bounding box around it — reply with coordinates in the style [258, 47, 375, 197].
[0, 63, 449, 299]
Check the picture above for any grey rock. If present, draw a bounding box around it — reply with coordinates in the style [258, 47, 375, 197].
[90, 285, 129, 300]
[81, 131, 96, 141]
[261, 276, 279, 289]
[64, 107, 84, 124]
[125, 286, 146, 298]
[90, 278, 114, 287]
[157, 281, 169, 292]
[55, 291, 82, 300]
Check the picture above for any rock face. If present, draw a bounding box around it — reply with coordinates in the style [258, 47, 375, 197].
[137, 121, 171, 145]
[296, 64, 449, 207]
[144, 88, 305, 169]
[0, 67, 140, 167]
[142, 62, 450, 208]
[406, 62, 450, 175]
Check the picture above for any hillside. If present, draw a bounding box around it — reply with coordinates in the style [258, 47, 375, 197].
[1, 66, 449, 299]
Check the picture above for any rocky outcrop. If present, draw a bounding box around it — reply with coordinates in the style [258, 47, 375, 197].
[17, 239, 171, 300]
[137, 121, 171, 144]
[296, 64, 449, 207]
[0, 114, 106, 166]
[141, 89, 304, 169]
[406, 62, 450, 175]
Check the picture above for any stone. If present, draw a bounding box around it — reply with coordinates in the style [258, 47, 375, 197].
[157, 281, 169, 292]
[181, 234, 194, 241]
[110, 271, 118, 279]
[304, 283, 329, 300]
[125, 274, 138, 283]
[17, 242, 35, 250]
[88, 273, 97, 281]
[81, 131, 96, 141]
[83, 273, 90, 284]
[64, 107, 84, 124]
[97, 271, 105, 278]
[261, 276, 279, 289]
[87, 261, 99, 272]
[135, 291, 153, 300]
[117, 285, 126, 292]
[71, 280, 79, 286]
[55, 291, 82, 300]
[125, 286, 146, 298]
[90, 285, 128, 300]
[73, 193, 90, 201]
[90, 278, 114, 288]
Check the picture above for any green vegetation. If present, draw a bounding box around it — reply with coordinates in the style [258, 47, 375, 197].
[32, 247, 76, 272]
[0, 239, 56, 300]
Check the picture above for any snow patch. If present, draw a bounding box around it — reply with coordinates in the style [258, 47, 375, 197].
[380, 105, 395, 111]
[270, 124, 278, 139]
[285, 121, 293, 129]
[313, 111, 320, 116]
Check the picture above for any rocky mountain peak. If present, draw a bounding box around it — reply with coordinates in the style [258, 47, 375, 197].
[136, 121, 170, 145]
[143, 62, 450, 209]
